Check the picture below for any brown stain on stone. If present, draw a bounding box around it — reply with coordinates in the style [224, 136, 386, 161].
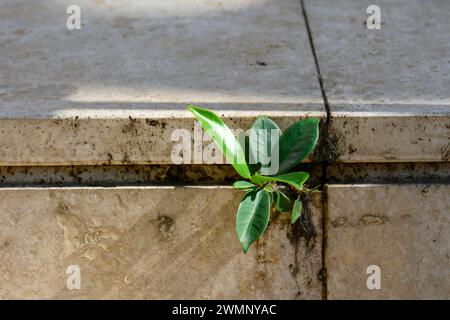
[359, 214, 389, 225]
[145, 119, 167, 130]
[313, 119, 340, 162]
[331, 214, 388, 228]
[156, 215, 175, 239]
[121, 117, 138, 136]
[331, 216, 348, 228]
[285, 193, 318, 298]
[287, 193, 317, 253]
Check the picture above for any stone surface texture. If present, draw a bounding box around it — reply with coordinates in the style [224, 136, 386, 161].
[305, 0, 450, 162]
[0, 0, 449, 301]
[0, 0, 323, 165]
[326, 184, 450, 299]
[0, 187, 323, 299]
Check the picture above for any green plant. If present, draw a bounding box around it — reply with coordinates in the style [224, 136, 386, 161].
[188, 105, 320, 253]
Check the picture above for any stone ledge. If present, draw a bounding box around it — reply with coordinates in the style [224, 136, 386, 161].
[0, 0, 326, 166]
[1, 0, 449, 165]
[329, 112, 450, 162]
[0, 110, 325, 166]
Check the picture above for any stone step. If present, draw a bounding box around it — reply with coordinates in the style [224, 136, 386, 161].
[304, 0, 450, 162]
[0, 186, 323, 299]
[1, 183, 448, 299]
[0, 0, 324, 166]
[326, 184, 450, 299]
[1, 0, 448, 166]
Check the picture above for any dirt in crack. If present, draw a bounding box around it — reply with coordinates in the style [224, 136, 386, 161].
[287, 193, 317, 297]
[313, 120, 340, 163]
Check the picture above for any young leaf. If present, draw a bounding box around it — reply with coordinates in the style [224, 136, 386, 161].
[250, 172, 309, 191]
[236, 189, 271, 253]
[188, 105, 251, 179]
[291, 197, 303, 224]
[233, 181, 256, 191]
[275, 118, 319, 174]
[274, 190, 292, 212]
[248, 116, 281, 170]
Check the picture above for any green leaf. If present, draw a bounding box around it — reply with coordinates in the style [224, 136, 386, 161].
[188, 105, 251, 179]
[236, 189, 271, 253]
[275, 118, 319, 174]
[291, 197, 303, 224]
[250, 172, 309, 191]
[274, 190, 292, 212]
[248, 116, 281, 170]
[233, 181, 256, 190]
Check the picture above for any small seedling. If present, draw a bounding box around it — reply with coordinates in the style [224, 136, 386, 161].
[188, 105, 320, 253]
